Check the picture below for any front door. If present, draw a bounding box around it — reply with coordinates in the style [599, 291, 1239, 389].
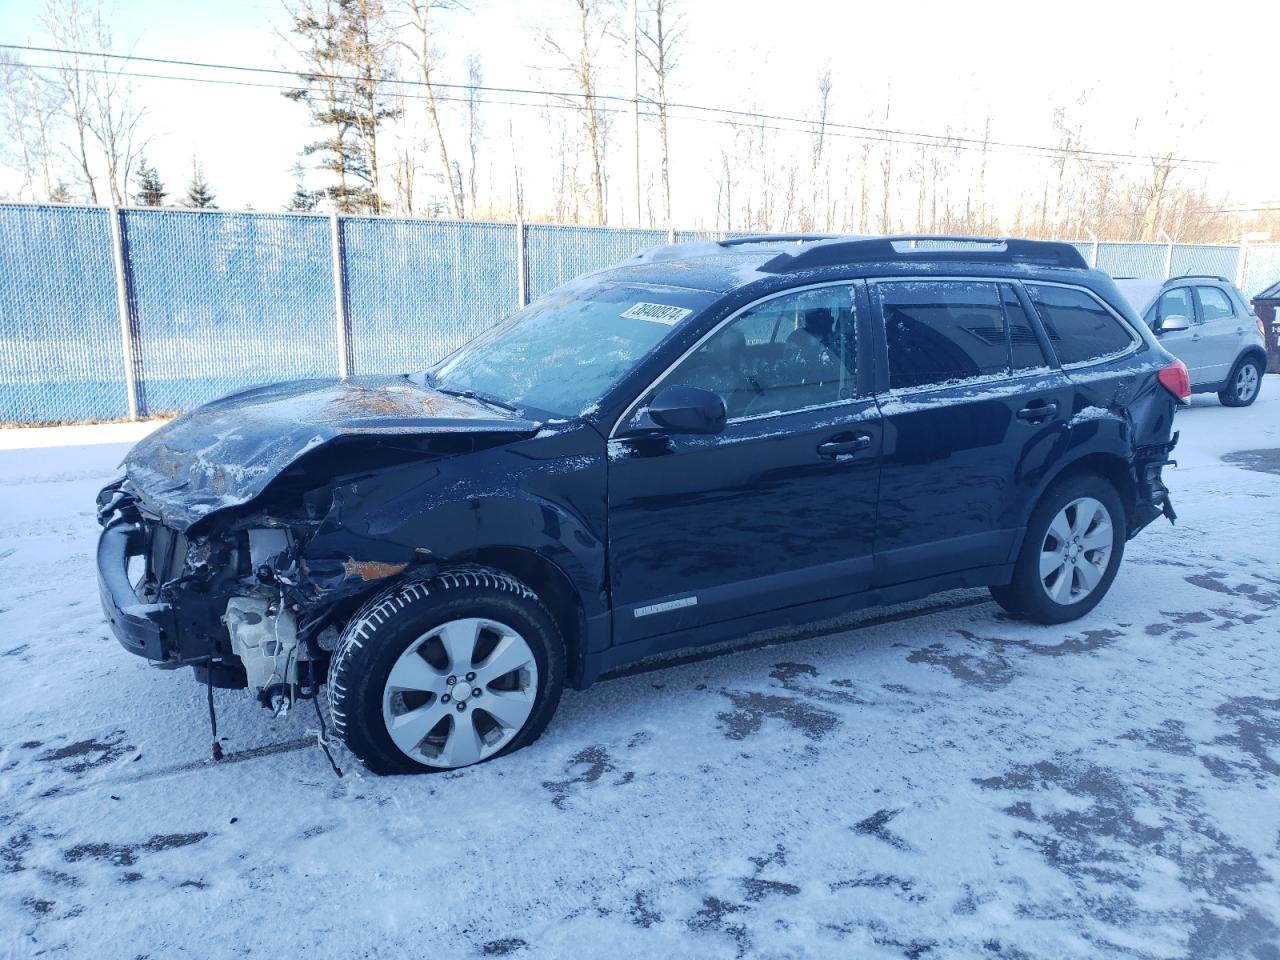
[1152, 285, 1211, 384]
[606, 283, 881, 646]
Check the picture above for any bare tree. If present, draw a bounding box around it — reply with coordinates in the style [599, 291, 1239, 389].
[879, 84, 893, 233]
[391, 144, 417, 214]
[507, 118, 524, 220]
[857, 139, 870, 233]
[400, 0, 467, 218]
[545, 0, 615, 225]
[975, 115, 990, 232]
[42, 0, 147, 204]
[807, 65, 832, 231]
[463, 51, 483, 214]
[0, 58, 61, 199]
[637, 0, 681, 228]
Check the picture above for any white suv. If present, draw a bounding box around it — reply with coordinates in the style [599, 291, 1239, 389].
[1114, 275, 1267, 407]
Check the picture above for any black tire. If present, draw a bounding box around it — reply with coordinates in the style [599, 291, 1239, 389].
[327, 566, 565, 775]
[1218, 355, 1263, 407]
[989, 473, 1126, 625]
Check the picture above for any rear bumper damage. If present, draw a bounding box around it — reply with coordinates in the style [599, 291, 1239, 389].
[1130, 430, 1179, 534]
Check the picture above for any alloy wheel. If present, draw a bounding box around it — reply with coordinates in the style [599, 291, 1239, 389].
[1235, 363, 1259, 403]
[381, 617, 539, 769]
[1039, 496, 1113, 606]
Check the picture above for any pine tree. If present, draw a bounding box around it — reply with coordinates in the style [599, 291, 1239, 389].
[185, 159, 217, 208]
[284, 0, 397, 214]
[287, 161, 318, 211]
[134, 156, 166, 206]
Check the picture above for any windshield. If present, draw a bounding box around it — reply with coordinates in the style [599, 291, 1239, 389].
[431, 282, 715, 417]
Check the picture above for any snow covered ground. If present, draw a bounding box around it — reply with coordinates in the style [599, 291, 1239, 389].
[2, 383, 1279, 960]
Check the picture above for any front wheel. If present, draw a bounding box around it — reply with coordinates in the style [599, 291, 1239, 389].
[328, 567, 565, 774]
[990, 474, 1125, 624]
[1219, 356, 1263, 407]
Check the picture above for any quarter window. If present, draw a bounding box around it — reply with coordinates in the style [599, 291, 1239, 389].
[1195, 286, 1235, 323]
[1025, 284, 1135, 365]
[877, 280, 1013, 391]
[655, 286, 857, 419]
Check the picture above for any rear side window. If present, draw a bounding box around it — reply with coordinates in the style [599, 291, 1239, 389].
[1025, 284, 1135, 366]
[1196, 286, 1234, 322]
[877, 281, 1008, 390]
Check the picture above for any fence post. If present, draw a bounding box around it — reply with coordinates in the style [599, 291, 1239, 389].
[1084, 227, 1099, 268]
[668, 224, 676, 244]
[515, 217, 527, 308]
[1158, 230, 1174, 278]
[330, 211, 352, 380]
[108, 205, 141, 421]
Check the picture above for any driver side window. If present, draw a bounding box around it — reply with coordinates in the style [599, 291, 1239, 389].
[655, 286, 857, 420]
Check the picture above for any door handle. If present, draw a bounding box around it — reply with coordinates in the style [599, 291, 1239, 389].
[1016, 401, 1058, 423]
[817, 434, 872, 458]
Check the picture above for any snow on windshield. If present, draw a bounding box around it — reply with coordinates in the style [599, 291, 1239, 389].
[433, 283, 714, 417]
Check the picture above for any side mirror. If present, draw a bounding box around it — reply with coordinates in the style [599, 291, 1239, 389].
[646, 384, 726, 435]
[1159, 313, 1190, 334]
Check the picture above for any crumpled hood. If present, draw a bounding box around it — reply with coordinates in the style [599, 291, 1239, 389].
[123, 376, 539, 530]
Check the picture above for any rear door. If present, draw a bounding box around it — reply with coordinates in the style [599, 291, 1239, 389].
[1193, 284, 1244, 385]
[871, 278, 1073, 585]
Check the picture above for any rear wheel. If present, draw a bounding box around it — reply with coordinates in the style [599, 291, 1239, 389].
[327, 567, 565, 774]
[990, 474, 1125, 624]
[1219, 356, 1263, 407]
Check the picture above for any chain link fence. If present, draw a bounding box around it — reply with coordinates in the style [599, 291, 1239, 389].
[124, 209, 339, 414]
[0, 205, 127, 423]
[1, 201, 1278, 425]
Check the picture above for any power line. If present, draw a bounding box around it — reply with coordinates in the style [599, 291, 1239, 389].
[3, 55, 1194, 171]
[0, 41, 1218, 167]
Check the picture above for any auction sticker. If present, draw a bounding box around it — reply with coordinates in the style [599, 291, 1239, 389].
[621, 302, 693, 325]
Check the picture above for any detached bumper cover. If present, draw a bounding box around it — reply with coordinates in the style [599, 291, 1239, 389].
[1130, 430, 1179, 534]
[97, 520, 178, 661]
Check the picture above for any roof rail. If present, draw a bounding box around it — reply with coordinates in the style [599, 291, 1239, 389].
[1168, 273, 1230, 284]
[757, 235, 1089, 273]
[717, 233, 839, 247]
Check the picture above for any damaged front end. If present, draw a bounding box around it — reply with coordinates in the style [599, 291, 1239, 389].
[95, 375, 541, 715]
[99, 481, 337, 713]
[96, 472, 436, 715]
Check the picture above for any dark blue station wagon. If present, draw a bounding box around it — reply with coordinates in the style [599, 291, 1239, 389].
[97, 236, 1187, 773]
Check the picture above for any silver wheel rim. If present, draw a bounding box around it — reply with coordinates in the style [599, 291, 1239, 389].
[381, 617, 539, 769]
[1039, 497, 1113, 606]
[1235, 364, 1258, 402]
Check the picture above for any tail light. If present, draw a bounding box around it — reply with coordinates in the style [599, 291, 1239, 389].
[1259, 317, 1267, 340]
[1157, 359, 1191, 403]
